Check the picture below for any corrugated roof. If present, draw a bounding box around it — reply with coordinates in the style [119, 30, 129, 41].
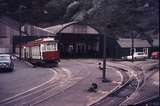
[117, 38, 151, 48]
[44, 21, 99, 34]
[33, 26, 55, 36]
[45, 22, 77, 34]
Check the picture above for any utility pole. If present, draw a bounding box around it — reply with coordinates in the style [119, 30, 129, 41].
[101, 24, 112, 82]
[131, 31, 134, 63]
[19, 6, 22, 60]
[102, 33, 107, 82]
[18, 5, 25, 60]
[131, 31, 137, 63]
[131, 0, 137, 63]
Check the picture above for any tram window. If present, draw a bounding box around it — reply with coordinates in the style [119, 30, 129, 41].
[55, 43, 58, 51]
[41, 44, 46, 51]
[52, 43, 57, 51]
[46, 44, 52, 51]
[42, 42, 57, 51]
[52, 44, 55, 51]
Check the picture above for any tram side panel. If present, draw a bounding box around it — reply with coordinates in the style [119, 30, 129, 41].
[28, 45, 41, 64]
[15, 37, 60, 65]
[41, 42, 60, 64]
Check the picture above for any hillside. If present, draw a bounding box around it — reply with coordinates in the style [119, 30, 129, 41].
[0, 0, 159, 39]
[65, 0, 159, 40]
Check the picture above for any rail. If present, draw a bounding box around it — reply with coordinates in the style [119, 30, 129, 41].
[89, 62, 139, 106]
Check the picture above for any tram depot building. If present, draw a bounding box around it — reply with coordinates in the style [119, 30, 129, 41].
[0, 16, 154, 59]
[45, 22, 100, 58]
[44, 22, 152, 58]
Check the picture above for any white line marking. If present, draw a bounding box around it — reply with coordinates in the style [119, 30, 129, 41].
[0, 68, 57, 104]
[61, 67, 72, 78]
[115, 70, 123, 84]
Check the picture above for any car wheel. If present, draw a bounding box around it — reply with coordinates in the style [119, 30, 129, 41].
[10, 68, 14, 72]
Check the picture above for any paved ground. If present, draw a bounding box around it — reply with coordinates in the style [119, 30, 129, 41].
[122, 69, 159, 105]
[0, 59, 123, 106]
[1, 59, 157, 106]
[0, 60, 55, 101]
[35, 59, 122, 106]
[116, 60, 159, 106]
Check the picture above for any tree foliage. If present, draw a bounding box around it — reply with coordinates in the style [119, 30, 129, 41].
[0, 0, 159, 38]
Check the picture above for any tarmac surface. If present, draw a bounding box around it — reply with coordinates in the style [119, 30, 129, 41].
[2, 59, 158, 106]
[0, 60, 55, 101]
[35, 59, 123, 106]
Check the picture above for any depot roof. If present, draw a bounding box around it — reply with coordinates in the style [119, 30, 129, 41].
[117, 38, 151, 48]
[45, 22, 99, 35]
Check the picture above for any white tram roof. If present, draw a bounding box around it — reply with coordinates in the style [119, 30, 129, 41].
[21, 37, 56, 47]
[34, 37, 55, 42]
[42, 37, 55, 41]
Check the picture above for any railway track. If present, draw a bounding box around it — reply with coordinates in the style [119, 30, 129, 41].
[120, 61, 159, 106]
[90, 60, 159, 106]
[89, 62, 139, 106]
[132, 95, 160, 106]
[0, 60, 95, 106]
[0, 67, 73, 106]
[0, 60, 158, 106]
[117, 60, 158, 89]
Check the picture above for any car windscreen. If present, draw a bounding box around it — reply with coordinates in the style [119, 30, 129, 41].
[0, 56, 10, 61]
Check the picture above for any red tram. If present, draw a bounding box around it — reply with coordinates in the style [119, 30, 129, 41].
[16, 37, 60, 65]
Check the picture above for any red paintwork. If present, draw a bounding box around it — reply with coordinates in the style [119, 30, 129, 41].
[151, 52, 160, 59]
[42, 51, 60, 61]
[16, 37, 60, 64]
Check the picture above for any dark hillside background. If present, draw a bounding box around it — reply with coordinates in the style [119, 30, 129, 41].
[0, 0, 159, 39]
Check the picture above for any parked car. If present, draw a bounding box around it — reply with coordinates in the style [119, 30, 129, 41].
[122, 52, 148, 60]
[151, 51, 159, 59]
[0, 54, 14, 72]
